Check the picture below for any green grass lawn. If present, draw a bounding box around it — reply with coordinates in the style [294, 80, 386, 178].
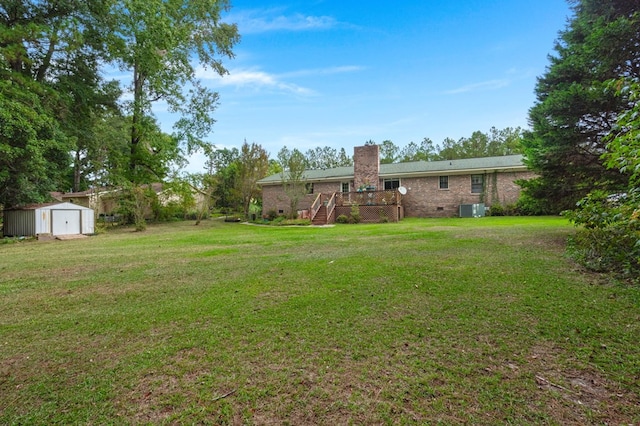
[1, 217, 639, 424]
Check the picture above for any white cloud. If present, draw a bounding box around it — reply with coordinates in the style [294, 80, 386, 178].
[227, 8, 338, 34]
[444, 79, 510, 95]
[195, 66, 320, 95]
[280, 65, 365, 78]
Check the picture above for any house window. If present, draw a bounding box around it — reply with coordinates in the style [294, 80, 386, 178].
[471, 174, 484, 193]
[306, 183, 314, 194]
[439, 176, 449, 190]
[383, 178, 400, 190]
[341, 182, 350, 193]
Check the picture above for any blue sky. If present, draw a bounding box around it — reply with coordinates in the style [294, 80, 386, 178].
[173, 0, 572, 172]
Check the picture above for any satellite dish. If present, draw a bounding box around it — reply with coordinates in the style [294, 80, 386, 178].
[398, 186, 407, 195]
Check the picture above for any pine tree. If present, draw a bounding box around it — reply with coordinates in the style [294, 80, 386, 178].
[521, 0, 640, 213]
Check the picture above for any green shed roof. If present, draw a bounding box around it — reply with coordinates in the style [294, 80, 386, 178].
[258, 154, 527, 184]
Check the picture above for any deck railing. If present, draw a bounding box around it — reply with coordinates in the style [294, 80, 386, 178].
[326, 192, 336, 220]
[310, 193, 322, 221]
[336, 190, 399, 206]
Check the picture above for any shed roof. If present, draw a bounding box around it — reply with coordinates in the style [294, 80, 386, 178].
[258, 154, 527, 184]
[6, 202, 94, 211]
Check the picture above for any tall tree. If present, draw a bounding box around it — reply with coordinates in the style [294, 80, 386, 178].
[277, 146, 308, 219]
[0, 76, 69, 206]
[379, 140, 399, 164]
[106, 0, 239, 184]
[399, 138, 439, 162]
[208, 147, 240, 213]
[237, 141, 269, 219]
[337, 147, 353, 167]
[437, 137, 462, 160]
[304, 146, 353, 169]
[0, 0, 110, 206]
[434, 128, 523, 161]
[521, 0, 639, 213]
[487, 126, 524, 156]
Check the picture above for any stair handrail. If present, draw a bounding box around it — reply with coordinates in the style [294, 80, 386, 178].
[310, 192, 322, 221]
[326, 192, 336, 222]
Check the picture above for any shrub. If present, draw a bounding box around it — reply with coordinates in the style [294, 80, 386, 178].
[281, 218, 311, 226]
[564, 189, 640, 280]
[489, 204, 505, 216]
[379, 208, 389, 223]
[336, 214, 349, 224]
[350, 204, 361, 224]
[266, 210, 278, 221]
[504, 203, 519, 216]
[271, 216, 286, 225]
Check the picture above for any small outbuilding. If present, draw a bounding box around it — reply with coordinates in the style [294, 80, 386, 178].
[3, 202, 95, 237]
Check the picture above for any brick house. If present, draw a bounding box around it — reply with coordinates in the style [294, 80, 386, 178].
[258, 145, 535, 223]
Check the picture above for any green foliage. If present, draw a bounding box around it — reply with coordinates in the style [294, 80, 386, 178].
[397, 138, 439, 162]
[565, 189, 640, 279]
[378, 210, 389, 223]
[0, 0, 126, 203]
[489, 203, 522, 216]
[0, 1, 239, 207]
[279, 218, 311, 226]
[114, 184, 157, 230]
[237, 141, 270, 219]
[503, 203, 520, 216]
[265, 210, 279, 221]
[270, 215, 286, 225]
[522, 0, 638, 213]
[207, 147, 241, 212]
[0, 77, 71, 207]
[349, 204, 361, 223]
[278, 146, 308, 219]
[336, 214, 349, 224]
[262, 215, 310, 226]
[379, 140, 399, 164]
[603, 79, 640, 186]
[438, 127, 524, 160]
[563, 75, 640, 280]
[514, 178, 558, 216]
[489, 204, 505, 216]
[356, 128, 523, 167]
[304, 146, 353, 169]
[107, 0, 239, 181]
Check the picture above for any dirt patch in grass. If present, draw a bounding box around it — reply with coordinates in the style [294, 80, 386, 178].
[526, 341, 640, 424]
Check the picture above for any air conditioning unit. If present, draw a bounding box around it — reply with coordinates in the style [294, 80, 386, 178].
[459, 203, 485, 218]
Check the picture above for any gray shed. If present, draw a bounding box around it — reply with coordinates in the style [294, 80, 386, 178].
[3, 202, 95, 237]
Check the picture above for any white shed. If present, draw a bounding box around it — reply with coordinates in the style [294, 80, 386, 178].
[3, 202, 95, 237]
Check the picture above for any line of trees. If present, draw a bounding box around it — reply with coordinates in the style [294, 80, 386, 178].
[0, 0, 239, 220]
[270, 126, 526, 174]
[370, 126, 525, 165]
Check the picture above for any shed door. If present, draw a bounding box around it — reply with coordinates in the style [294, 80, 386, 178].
[52, 210, 81, 235]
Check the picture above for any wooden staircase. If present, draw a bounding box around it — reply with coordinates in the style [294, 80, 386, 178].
[312, 205, 328, 225]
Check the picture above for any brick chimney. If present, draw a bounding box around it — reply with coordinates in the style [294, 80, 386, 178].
[353, 145, 380, 190]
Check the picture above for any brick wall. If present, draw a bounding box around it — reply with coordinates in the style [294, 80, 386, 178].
[399, 171, 536, 217]
[354, 145, 380, 190]
[261, 181, 342, 217]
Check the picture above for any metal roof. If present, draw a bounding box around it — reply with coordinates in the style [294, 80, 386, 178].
[5, 201, 94, 211]
[258, 154, 527, 184]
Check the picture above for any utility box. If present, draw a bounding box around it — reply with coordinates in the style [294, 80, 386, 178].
[459, 203, 485, 218]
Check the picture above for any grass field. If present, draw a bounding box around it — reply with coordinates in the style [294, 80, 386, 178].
[1, 217, 639, 424]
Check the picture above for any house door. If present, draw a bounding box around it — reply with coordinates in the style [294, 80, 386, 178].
[51, 210, 81, 235]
